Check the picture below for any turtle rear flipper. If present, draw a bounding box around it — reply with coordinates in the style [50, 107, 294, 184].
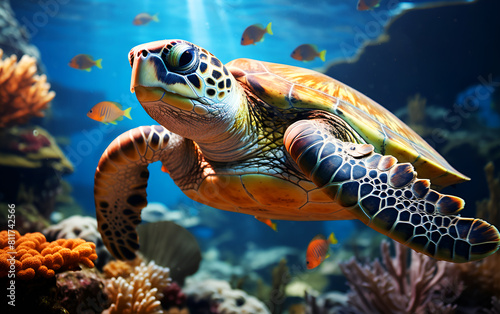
[94, 125, 185, 260]
[284, 120, 500, 263]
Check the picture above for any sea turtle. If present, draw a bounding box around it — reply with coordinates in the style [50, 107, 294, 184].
[94, 39, 500, 263]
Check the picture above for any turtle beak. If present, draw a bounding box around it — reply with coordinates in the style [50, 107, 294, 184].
[129, 48, 159, 94]
[130, 53, 139, 93]
[128, 47, 166, 103]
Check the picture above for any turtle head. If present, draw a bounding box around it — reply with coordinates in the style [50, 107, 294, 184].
[129, 39, 243, 142]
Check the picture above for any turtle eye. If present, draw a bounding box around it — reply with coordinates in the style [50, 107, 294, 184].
[167, 44, 198, 73]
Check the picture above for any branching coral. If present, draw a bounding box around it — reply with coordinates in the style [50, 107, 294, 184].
[0, 230, 98, 280]
[339, 240, 458, 314]
[0, 49, 55, 128]
[103, 260, 171, 314]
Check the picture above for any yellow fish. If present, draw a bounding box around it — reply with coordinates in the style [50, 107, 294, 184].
[241, 22, 273, 46]
[291, 44, 326, 62]
[357, 0, 381, 11]
[306, 232, 337, 269]
[255, 216, 277, 231]
[87, 101, 132, 125]
[69, 54, 102, 72]
[133, 13, 159, 25]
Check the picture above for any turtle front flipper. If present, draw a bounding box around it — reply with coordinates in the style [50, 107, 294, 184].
[94, 125, 186, 260]
[284, 120, 500, 263]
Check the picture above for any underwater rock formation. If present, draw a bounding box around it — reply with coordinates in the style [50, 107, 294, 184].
[184, 278, 271, 314]
[0, 126, 73, 232]
[103, 260, 172, 314]
[0, 125, 71, 170]
[0, 49, 54, 128]
[324, 0, 500, 111]
[0, 0, 41, 61]
[0, 230, 97, 280]
[56, 268, 110, 313]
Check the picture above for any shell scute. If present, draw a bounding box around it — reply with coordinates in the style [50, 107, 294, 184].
[227, 58, 469, 187]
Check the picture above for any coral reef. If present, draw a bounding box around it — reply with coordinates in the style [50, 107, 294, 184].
[304, 291, 348, 314]
[137, 221, 202, 285]
[0, 0, 41, 61]
[56, 268, 110, 313]
[103, 257, 144, 279]
[44, 215, 100, 241]
[103, 260, 171, 314]
[0, 125, 72, 171]
[0, 49, 54, 128]
[0, 230, 97, 280]
[339, 240, 457, 313]
[0, 126, 73, 233]
[162, 281, 188, 311]
[269, 258, 290, 314]
[44, 215, 112, 269]
[476, 162, 500, 228]
[184, 278, 271, 313]
[285, 271, 329, 298]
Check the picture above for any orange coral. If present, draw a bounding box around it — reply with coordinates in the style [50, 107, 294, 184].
[0, 49, 55, 128]
[0, 230, 97, 280]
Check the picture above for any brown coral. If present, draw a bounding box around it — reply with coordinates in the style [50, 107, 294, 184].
[0, 49, 55, 128]
[0, 230, 98, 280]
[103, 260, 171, 314]
[102, 256, 143, 279]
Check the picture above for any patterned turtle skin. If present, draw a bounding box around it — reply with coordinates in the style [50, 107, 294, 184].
[94, 39, 500, 263]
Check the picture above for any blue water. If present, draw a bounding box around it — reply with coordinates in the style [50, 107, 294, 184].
[10, 0, 389, 211]
[9, 0, 474, 247]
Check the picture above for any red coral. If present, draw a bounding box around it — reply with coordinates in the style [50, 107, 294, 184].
[162, 281, 187, 309]
[0, 230, 98, 280]
[4, 128, 51, 154]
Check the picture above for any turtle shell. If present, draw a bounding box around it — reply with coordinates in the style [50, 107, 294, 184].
[226, 58, 468, 188]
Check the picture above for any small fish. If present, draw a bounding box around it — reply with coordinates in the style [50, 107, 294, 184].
[291, 44, 326, 62]
[87, 101, 132, 125]
[69, 54, 102, 72]
[255, 216, 277, 231]
[306, 232, 337, 269]
[133, 13, 159, 26]
[357, 0, 381, 11]
[241, 22, 273, 46]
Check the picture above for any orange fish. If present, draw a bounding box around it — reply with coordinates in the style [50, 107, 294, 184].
[255, 216, 277, 231]
[133, 13, 159, 26]
[357, 0, 381, 11]
[291, 44, 326, 62]
[306, 232, 337, 269]
[241, 22, 273, 46]
[87, 101, 132, 125]
[69, 54, 102, 72]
